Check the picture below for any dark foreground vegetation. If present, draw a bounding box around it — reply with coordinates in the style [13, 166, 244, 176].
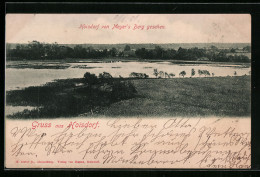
[6, 72, 137, 118]
[7, 41, 250, 63]
[6, 74, 250, 118]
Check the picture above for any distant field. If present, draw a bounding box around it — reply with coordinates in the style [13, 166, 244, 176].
[93, 76, 251, 117]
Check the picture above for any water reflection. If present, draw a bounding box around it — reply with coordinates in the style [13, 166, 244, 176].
[5, 106, 37, 116]
[5, 61, 251, 91]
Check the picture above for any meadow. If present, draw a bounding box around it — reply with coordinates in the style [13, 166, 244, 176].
[95, 76, 251, 117]
[6, 75, 251, 118]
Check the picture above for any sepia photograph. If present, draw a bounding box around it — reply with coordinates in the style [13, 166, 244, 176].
[5, 14, 251, 169]
[5, 14, 251, 118]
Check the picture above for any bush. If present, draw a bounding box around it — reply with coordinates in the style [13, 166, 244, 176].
[98, 72, 113, 83]
[179, 71, 186, 77]
[111, 81, 137, 101]
[99, 72, 113, 79]
[7, 72, 139, 118]
[198, 70, 210, 77]
[83, 72, 98, 85]
[191, 68, 195, 77]
[169, 73, 175, 78]
[129, 72, 149, 78]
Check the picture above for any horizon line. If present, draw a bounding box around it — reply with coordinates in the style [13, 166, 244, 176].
[6, 42, 251, 45]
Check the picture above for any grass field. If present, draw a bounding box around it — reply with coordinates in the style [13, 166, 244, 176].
[91, 76, 251, 117]
[6, 76, 251, 118]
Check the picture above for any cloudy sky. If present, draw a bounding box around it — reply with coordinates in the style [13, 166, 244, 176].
[6, 14, 251, 44]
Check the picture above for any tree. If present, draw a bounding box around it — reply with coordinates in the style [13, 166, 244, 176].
[124, 45, 131, 51]
[99, 72, 113, 80]
[155, 46, 164, 58]
[204, 70, 211, 77]
[74, 45, 87, 58]
[165, 72, 169, 78]
[198, 70, 210, 77]
[164, 49, 176, 59]
[169, 73, 175, 78]
[210, 45, 218, 51]
[110, 48, 117, 57]
[153, 69, 159, 78]
[158, 71, 164, 78]
[129, 72, 149, 78]
[179, 71, 186, 77]
[198, 70, 202, 77]
[230, 48, 236, 53]
[98, 72, 113, 86]
[191, 68, 195, 77]
[83, 72, 98, 85]
[27, 40, 45, 60]
[176, 47, 190, 60]
[243, 46, 251, 52]
[135, 48, 147, 59]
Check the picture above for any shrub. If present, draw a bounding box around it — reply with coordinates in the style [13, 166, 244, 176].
[198, 70, 210, 77]
[169, 73, 175, 78]
[153, 69, 159, 78]
[129, 72, 149, 78]
[7, 76, 138, 118]
[191, 68, 195, 77]
[158, 71, 164, 78]
[111, 81, 137, 101]
[83, 72, 98, 85]
[99, 72, 113, 79]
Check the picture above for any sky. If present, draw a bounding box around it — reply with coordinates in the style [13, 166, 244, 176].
[6, 14, 251, 44]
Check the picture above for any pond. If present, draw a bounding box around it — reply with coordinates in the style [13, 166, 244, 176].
[5, 106, 37, 116]
[5, 61, 251, 91]
[5, 61, 251, 117]
[5, 62, 251, 90]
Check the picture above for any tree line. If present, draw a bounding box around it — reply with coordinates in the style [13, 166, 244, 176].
[135, 45, 250, 62]
[6, 41, 250, 63]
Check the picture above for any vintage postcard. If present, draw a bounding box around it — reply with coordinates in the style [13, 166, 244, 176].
[5, 14, 251, 169]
